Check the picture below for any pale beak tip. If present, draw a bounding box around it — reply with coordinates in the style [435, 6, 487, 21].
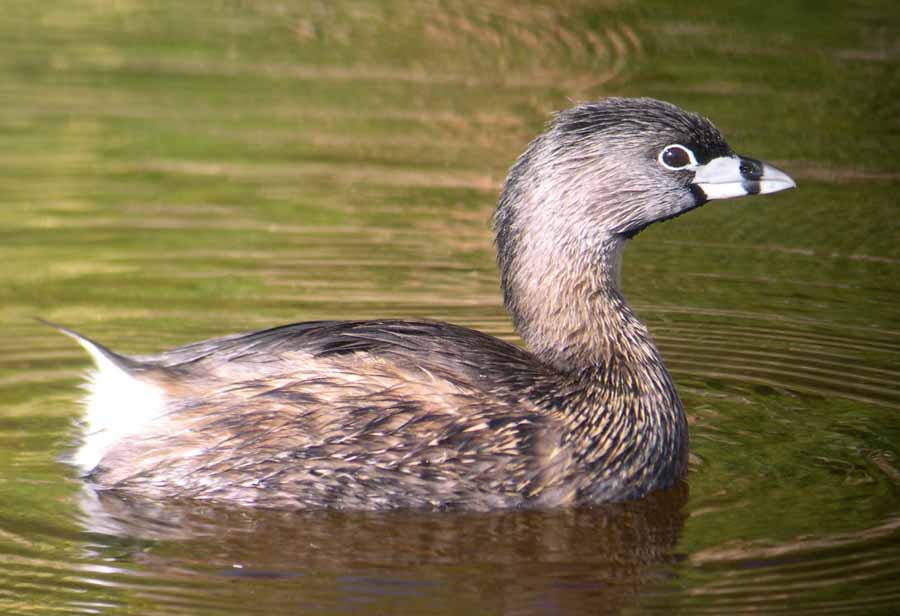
[756, 160, 796, 195]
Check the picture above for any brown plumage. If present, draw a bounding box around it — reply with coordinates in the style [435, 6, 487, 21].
[51, 98, 795, 510]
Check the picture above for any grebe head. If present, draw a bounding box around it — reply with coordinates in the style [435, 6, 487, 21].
[494, 97, 795, 368]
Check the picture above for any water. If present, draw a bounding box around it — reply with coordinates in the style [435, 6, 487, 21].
[2, 0, 899, 613]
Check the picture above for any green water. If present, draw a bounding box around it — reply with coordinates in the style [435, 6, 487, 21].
[2, 1, 899, 613]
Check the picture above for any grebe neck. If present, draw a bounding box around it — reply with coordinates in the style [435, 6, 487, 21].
[506, 235, 689, 496]
[504, 236, 662, 375]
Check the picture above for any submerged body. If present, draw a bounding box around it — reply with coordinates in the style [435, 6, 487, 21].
[66, 316, 683, 509]
[55, 98, 795, 510]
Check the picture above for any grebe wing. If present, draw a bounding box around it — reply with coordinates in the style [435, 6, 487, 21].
[147, 319, 546, 392]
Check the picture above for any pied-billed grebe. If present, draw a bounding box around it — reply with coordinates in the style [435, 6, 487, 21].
[50, 98, 795, 510]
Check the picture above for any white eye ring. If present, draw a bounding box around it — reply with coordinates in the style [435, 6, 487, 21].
[657, 144, 698, 170]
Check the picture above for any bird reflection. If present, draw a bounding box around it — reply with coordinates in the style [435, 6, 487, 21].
[77, 483, 688, 615]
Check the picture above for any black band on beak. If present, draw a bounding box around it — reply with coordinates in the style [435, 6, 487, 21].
[739, 157, 763, 181]
[739, 157, 763, 195]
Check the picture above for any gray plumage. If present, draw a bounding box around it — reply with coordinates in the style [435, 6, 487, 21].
[51, 97, 795, 510]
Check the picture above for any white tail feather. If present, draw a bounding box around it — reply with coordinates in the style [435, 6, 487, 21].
[64, 333, 167, 473]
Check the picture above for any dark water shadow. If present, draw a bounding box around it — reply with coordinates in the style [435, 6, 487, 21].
[76, 484, 689, 614]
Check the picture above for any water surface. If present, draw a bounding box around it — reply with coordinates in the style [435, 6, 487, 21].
[2, 1, 899, 614]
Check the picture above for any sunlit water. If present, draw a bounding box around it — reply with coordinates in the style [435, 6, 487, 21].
[2, 1, 899, 614]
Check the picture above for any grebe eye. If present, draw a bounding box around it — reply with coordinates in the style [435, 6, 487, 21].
[658, 144, 696, 170]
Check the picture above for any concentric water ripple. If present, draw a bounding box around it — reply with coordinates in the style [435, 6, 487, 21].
[653, 315, 900, 409]
[670, 517, 900, 614]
